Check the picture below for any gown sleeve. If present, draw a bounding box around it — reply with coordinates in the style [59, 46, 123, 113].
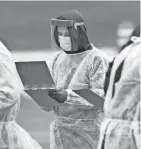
[0, 41, 22, 109]
[65, 51, 109, 107]
[88, 56, 109, 99]
[132, 43, 141, 149]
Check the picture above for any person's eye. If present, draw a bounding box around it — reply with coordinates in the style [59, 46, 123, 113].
[58, 32, 63, 36]
[58, 32, 70, 37]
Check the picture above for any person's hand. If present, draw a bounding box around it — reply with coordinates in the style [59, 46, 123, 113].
[48, 89, 68, 103]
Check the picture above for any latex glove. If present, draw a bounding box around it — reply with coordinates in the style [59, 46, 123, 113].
[48, 89, 68, 103]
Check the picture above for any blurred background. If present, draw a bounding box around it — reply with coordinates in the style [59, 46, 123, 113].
[0, 1, 140, 149]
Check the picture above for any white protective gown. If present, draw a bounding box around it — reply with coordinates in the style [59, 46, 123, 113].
[97, 38, 141, 149]
[50, 46, 109, 149]
[0, 42, 43, 149]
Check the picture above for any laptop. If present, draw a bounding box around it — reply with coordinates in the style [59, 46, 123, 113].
[15, 61, 57, 109]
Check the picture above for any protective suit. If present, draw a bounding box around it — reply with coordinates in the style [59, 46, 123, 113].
[0, 41, 43, 149]
[62, 47, 109, 149]
[97, 29, 141, 149]
[49, 10, 109, 149]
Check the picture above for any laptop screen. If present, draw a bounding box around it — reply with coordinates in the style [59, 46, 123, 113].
[15, 61, 55, 90]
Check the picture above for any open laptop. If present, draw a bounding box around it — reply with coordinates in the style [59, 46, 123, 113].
[15, 61, 55, 90]
[15, 61, 56, 108]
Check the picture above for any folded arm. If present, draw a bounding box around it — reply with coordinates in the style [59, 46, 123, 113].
[65, 56, 109, 107]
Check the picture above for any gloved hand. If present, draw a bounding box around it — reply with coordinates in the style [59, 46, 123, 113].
[48, 89, 68, 103]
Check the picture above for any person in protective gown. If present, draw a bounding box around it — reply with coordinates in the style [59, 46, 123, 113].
[0, 41, 43, 149]
[45, 10, 109, 149]
[97, 25, 140, 149]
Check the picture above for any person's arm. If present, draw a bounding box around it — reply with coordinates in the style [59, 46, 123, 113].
[48, 51, 93, 107]
[88, 56, 109, 99]
[49, 51, 62, 83]
[0, 42, 19, 109]
[37, 51, 62, 112]
[133, 43, 141, 149]
[65, 55, 109, 107]
[65, 89, 93, 107]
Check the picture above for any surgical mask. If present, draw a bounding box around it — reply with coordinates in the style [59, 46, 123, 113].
[59, 36, 72, 51]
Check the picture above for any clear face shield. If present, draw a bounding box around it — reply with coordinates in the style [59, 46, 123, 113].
[50, 18, 84, 52]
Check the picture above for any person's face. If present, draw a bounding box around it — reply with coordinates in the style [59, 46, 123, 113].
[58, 27, 70, 37]
[58, 27, 72, 51]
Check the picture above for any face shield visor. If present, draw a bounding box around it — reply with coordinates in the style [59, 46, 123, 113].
[50, 18, 84, 52]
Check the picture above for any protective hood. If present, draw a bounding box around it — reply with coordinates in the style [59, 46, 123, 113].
[51, 10, 92, 54]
